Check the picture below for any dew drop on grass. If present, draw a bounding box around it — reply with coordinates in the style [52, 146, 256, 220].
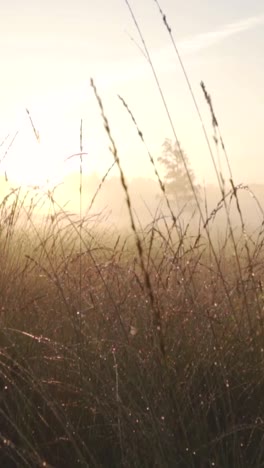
[130, 325, 138, 336]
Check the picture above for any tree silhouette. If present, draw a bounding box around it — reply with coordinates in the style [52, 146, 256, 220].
[158, 138, 200, 209]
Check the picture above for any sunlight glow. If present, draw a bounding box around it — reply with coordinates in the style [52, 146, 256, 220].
[4, 132, 64, 188]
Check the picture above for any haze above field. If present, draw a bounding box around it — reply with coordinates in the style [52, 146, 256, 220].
[0, 0, 263, 189]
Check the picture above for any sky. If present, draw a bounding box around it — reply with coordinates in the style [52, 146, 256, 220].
[0, 0, 263, 190]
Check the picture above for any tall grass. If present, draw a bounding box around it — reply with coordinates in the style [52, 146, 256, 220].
[0, 4, 264, 467]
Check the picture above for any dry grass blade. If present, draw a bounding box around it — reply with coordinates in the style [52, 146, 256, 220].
[0, 131, 19, 165]
[118, 95, 175, 221]
[87, 161, 116, 213]
[26, 108, 40, 142]
[91, 78, 165, 357]
[152, 0, 225, 194]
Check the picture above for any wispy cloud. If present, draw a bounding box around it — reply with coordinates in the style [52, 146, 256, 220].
[62, 13, 264, 91]
[178, 13, 264, 53]
[111, 13, 264, 85]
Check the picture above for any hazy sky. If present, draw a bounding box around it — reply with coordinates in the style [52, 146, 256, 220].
[0, 0, 263, 187]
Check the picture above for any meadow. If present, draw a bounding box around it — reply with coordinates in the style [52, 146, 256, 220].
[1, 4, 264, 468]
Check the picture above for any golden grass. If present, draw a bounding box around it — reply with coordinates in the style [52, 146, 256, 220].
[0, 3, 263, 467]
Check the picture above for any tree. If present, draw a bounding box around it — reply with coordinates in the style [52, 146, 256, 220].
[158, 138, 200, 209]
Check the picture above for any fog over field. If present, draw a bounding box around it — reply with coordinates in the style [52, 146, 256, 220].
[2, 171, 264, 234]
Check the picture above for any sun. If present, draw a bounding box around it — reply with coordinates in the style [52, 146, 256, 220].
[0, 101, 110, 192]
[2, 117, 66, 189]
[8, 141, 62, 188]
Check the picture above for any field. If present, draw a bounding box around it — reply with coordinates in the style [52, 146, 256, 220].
[1, 4, 264, 468]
